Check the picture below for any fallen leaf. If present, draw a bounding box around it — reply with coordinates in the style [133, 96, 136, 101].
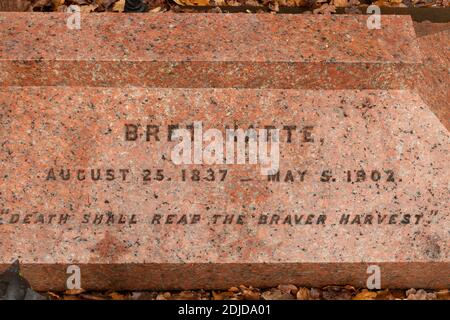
[344, 285, 356, 292]
[46, 291, 61, 300]
[172, 291, 202, 300]
[313, 3, 336, 14]
[322, 285, 352, 300]
[65, 288, 85, 295]
[63, 295, 81, 300]
[0, 0, 33, 11]
[212, 291, 224, 300]
[95, 0, 116, 10]
[286, 0, 308, 5]
[112, 0, 125, 12]
[156, 293, 168, 300]
[375, 289, 395, 300]
[310, 287, 322, 299]
[406, 289, 437, 300]
[333, 0, 349, 7]
[353, 289, 377, 300]
[213, 290, 240, 300]
[80, 4, 99, 12]
[278, 284, 298, 295]
[52, 0, 65, 10]
[262, 288, 295, 300]
[436, 289, 450, 300]
[150, 6, 161, 12]
[109, 292, 126, 300]
[31, 0, 52, 10]
[296, 287, 311, 300]
[130, 291, 158, 300]
[242, 289, 261, 300]
[269, 1, 279, 11]
[173, 0, 210, 5]
[389, 289, 406, 299]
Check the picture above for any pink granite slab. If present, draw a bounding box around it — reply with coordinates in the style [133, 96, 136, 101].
[415, 29, 450, 131]
[0, 87, 448, 290]
[0, 13, 422, 89]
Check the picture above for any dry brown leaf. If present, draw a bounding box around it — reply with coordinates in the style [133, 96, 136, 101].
[388, 289, 406, 299]
[130, 291, 159, 300]
[333, 0, 349, 7]
[313, 3, 336, 14]
[322, 286, 352, 300]
[112, 0, 125, 12]
[278, 284, 298, 295]
[212, 291, 224, 300]
[213, 291, 238, 300]
[47, 291, 61, 300]
[344, 285, 356, 292]
[296, 287, 311, 300]
[80, 4, 99, 12]
[242, 289, 261, 300]
[156, 293, 168, 300]
[310, 287, 322, 299]
[172, 291, 201, 300]
[52, 0, 64, 10]
[353, 289, 377, 300]
[150, 6, 161, 12]
[31, 0, 52, 9]
[173, 0, 210, 5]
[262, 288, 295, 300]
[228, 286, 240, 293]
[406, 289, 437, 300]
[63, 295, 82, 300]
[0, 0, 33, 11]
[269, 1, 279, 11]
[436, 289, 450, 300]
[286, 0, 308, 5]
[375, 289, 395, 300]
[109, 292, 126, 300]
[64, 288, 85, 295]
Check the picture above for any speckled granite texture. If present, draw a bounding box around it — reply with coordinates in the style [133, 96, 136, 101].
[0, 87, 448, 290]
[415, 29, 450, 131]
[0, 13, 448, 290]
[0, 13, 422, 89]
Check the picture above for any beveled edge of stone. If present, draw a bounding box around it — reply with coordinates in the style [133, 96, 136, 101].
[415, 28, 450, 131]
[0, 262, 448, 291]
[0, 13, 422, 64]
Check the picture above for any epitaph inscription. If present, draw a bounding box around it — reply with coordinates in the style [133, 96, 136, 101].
[0, 87, 448, 289]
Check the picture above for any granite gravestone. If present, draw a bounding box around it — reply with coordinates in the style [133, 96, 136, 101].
[0, 13, 448, 290]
